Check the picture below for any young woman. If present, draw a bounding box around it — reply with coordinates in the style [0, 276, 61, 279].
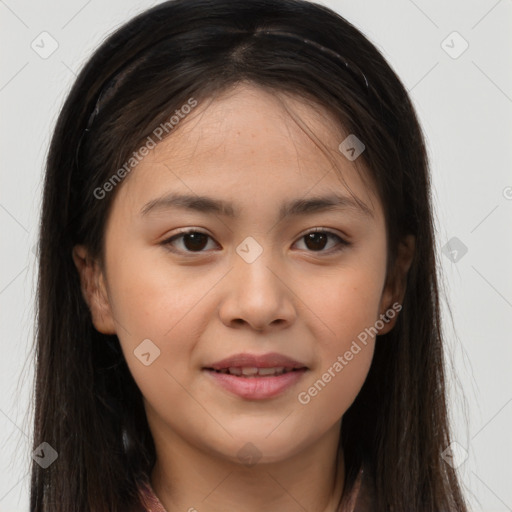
[31, 0, 469, 510]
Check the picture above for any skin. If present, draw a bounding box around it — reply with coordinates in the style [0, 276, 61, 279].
[73, 83, 414, 512]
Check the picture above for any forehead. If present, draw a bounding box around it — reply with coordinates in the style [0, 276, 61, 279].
[153, 84, 346, 169]
[115, 83, 381, 219]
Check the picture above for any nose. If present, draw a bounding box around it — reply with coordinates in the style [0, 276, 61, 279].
[218, 249, 297, 332]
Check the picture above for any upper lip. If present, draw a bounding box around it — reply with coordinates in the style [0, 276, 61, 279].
[204, 352, 308, 370]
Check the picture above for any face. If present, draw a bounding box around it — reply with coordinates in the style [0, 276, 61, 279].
[74, 83, 411, 466]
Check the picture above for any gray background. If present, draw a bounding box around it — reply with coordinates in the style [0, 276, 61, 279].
[1, 0, 511, 510]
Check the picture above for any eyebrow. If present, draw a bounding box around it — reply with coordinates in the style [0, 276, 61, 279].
[140, 192, 374, 221]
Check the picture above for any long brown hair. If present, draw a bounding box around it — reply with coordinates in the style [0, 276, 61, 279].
[31, 0, 468, 510]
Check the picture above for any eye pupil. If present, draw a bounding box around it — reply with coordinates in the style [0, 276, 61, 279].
[305, 232, 328, 251]
[183, 232, 208, 251]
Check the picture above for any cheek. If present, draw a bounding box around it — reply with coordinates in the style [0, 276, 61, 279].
[306, 260, 386, 346]
[102, 249, 190, 381]
[294, 256, 385, 421]
[295, 270, 380, 425]
[295, 339, 375, 436]
[106, 245, 208, 338]
[107, 260, 204, 420]
[105, 247, 223, 394]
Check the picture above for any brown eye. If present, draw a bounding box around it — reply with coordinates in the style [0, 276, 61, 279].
[304, 232, 329, 251]
[295, 230, 349, 253]
[180, 232, 209, 251]
[162, 230, 218, 253]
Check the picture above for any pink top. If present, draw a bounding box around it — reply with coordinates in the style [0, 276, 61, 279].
[137, 466, 375, 511]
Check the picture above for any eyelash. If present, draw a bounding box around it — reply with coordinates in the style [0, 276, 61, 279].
[160, 228, 350, 256]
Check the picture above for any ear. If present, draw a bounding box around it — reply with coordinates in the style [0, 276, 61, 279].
[376, 234, 415, 335]
[72, 245, 116, 335]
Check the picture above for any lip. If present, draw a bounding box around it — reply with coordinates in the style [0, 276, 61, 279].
[204, 368, 307, 400]
[202, 352, 308, 400]
[205, 352, 307, 370]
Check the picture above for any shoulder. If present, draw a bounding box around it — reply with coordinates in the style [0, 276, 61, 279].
[136, 479, 168, 512]
[339, 462, 377, 512]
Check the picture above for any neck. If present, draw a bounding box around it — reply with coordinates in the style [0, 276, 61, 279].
[149, 421, 345, 512]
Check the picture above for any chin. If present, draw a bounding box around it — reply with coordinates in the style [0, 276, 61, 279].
[204, 431, 308, 466]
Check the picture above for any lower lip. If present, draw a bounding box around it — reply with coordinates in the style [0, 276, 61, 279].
[203, 369, 307, 400]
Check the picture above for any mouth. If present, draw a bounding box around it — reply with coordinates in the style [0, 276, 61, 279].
[205, 366, 306, 377]
[204, 351, 308, 372]
[202, 352, 309, 400]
